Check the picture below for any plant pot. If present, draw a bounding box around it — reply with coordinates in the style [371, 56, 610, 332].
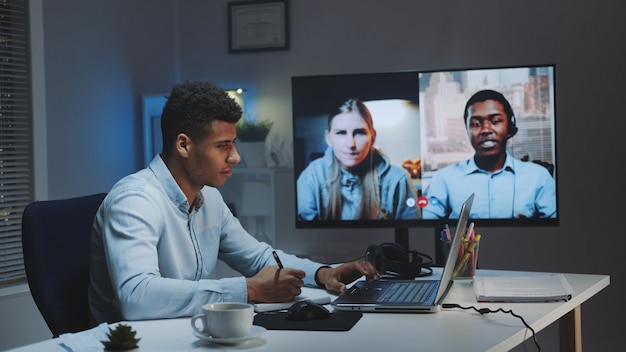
[238, 142, 267, 168]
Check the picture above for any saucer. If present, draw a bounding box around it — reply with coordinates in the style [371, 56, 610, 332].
[192, 325, 266, 345]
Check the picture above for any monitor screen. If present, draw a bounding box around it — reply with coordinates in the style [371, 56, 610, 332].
[292, 65, 558, 234]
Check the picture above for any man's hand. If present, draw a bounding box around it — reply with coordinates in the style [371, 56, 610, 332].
[246, 266, 305, 303]
[315, 261, 379, 294]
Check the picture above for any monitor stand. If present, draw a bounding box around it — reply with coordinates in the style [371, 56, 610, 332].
[395, 227, 447, 267]
[394, 227, 409, 250]
[433, 226, 446, 267]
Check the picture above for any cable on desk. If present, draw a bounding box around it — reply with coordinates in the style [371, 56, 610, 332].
[442, 303, 541, 352]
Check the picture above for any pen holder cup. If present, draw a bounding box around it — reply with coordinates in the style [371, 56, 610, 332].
[441, 238, 481, 279]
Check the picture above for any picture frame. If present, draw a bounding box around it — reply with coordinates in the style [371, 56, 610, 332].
[228, 0, 289, 53]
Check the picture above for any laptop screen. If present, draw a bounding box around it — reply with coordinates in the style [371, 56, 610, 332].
[435, 193, 474, 303]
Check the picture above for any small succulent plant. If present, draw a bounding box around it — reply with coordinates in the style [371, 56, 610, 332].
[101, 323, 141, 351]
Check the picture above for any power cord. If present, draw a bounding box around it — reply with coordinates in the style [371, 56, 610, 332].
[442, 303, 541, 352]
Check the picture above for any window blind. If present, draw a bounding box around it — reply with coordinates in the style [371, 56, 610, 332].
[0, 0, 33, 285]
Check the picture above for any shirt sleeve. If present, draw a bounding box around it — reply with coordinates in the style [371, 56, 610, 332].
[96, 187, 325, 322]
[533, 168, 557, 218]
[296, 166, 323, 221]
[386, 168, 419, 220]
[422, 171, 449, 219]
[216, 209, 324, 288]
[97, 190, 255, 321]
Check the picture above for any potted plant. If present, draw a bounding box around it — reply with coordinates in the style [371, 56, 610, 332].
[101, 323, 141, 351]
[236, 119, 273, 167]
[236, 119, 273, 142]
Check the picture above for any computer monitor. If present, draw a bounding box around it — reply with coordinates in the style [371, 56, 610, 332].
[291, 65, 558, 256]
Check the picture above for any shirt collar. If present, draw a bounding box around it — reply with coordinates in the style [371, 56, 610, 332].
[340, 168, 360, 190]
[149, 154, 203, 213]
[463, 153, 516, 175]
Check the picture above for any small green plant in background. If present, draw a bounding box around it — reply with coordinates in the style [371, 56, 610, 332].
[236, 119, 273, 142]
[101, 323, 141, 351]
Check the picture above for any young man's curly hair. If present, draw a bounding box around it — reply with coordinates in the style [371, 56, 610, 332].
[160, 81, 242, 155]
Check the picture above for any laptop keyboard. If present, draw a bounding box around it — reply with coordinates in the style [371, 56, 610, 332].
[378, 282, 437, 303]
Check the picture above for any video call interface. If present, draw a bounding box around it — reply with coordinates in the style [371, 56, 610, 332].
[292, 65, 557, 226]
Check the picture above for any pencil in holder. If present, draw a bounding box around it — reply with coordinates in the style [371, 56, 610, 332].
[441, 234, 481, 279]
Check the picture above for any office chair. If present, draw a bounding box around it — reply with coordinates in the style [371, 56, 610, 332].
[21, 193, 107, 337]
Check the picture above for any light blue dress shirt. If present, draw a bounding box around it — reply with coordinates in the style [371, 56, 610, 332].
[89, 155, 323, 323]
[422, 154, 556, 219]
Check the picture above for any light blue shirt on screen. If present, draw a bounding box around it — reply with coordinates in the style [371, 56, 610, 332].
[297, 147, 418, 221]
[422, 154, 556, 219]
[89, 155, 323, 324]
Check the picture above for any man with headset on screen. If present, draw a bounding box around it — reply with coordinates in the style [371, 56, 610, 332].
[422, 89, 556, 219]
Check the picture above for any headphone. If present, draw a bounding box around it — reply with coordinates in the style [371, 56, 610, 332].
[365, 242, 433, 279]
[507, 114, 518, 138]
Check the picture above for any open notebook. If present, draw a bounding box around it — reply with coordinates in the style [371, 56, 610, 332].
[331, 193, 474, 313]
[254, 290, 331, 312]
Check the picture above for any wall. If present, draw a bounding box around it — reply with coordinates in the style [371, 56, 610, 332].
[42, 0, 182, 199]
[1, 0, 624, 350]
[178, 3, 625, 350]
[0, 0, 182, 350]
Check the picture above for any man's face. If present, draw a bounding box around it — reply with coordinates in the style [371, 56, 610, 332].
[185, 120, 240, 188]
[325, 111, 375, 169]
[466, 100, 510, 158]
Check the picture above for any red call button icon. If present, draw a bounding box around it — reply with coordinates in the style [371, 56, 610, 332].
[417, 196, 428, 208]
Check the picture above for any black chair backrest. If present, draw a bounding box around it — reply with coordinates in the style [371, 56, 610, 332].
[21, 193, 106, 337]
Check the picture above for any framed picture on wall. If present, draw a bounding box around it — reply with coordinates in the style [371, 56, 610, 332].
[228, 0, 289, 53]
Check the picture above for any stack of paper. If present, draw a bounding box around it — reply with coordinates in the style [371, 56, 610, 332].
[473, 274, 574, 302]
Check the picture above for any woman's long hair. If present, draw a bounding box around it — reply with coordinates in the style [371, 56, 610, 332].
[326, 99, 382, 220]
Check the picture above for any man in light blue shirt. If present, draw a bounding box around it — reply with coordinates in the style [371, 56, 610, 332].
[422, 89, 556, 220]
[89, 81, 378, 324]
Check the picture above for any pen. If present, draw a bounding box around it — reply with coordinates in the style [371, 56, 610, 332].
[452, 234, 481, 277]
[466, 222, 475, 240]
[272, 250, 284, 269]
[469, 234, 478, 276]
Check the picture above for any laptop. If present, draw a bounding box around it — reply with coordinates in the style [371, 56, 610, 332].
[331, 193, 474, 313]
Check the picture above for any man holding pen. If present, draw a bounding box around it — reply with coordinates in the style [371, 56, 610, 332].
[88, 81, 378, 324]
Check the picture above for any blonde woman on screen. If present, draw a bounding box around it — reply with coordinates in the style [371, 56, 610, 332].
[297, 98, 418, 221]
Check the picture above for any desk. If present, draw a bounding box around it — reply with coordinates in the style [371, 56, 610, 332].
[7, 270, 609, 352]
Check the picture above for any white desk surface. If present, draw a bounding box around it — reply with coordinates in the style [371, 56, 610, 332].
[8, 269, 609, 352]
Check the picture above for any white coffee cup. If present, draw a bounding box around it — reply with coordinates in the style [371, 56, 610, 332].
[190, 302, 254, 338]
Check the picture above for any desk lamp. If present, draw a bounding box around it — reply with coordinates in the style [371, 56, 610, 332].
[240, 181, 273, 244]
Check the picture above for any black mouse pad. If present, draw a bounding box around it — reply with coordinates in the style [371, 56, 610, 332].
[253, 311, 363, 331]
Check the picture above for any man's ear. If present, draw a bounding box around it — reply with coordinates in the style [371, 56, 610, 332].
[176, 133, 191, 155]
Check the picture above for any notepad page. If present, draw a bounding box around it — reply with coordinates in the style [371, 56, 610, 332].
[473, 274, 574, 302]
[254, 293, 332, 312]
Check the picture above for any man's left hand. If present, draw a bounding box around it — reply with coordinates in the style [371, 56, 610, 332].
[316, 261, 379, 294]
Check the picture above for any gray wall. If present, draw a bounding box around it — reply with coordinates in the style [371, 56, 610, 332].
[1, 0, 623, 350]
